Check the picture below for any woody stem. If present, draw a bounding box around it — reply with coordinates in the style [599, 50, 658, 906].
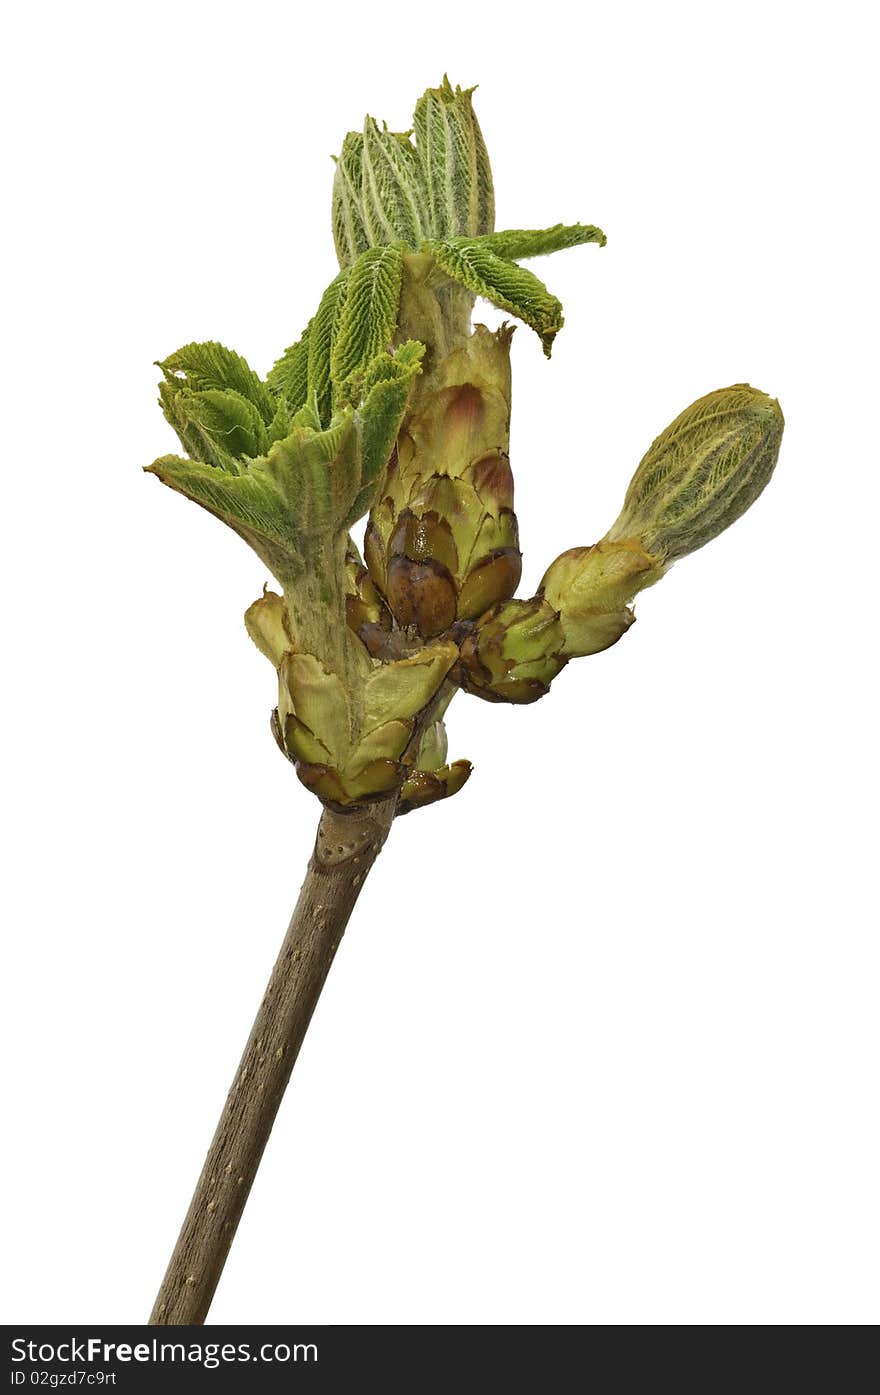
[148, 796, 396, 1325]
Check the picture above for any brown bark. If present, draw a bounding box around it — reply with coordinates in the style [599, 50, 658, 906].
[149, 797, 396, 1325]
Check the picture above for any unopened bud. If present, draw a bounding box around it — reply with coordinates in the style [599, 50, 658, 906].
[455, 597, 565, 704]
[606, 384, 783, 563]
[332, 78, 495, 270]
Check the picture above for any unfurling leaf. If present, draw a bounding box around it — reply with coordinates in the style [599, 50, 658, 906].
[260, 414, 361, 543]
[332, 132, 372, 269]
[345, 340, 425, 527]
[147, 342, 424, 580]
[266, 327, 311, 414]
[361, 118, 429, 250]
[158, 342, 276, 423]
[145, 453, 297, 578]
[307, 271, 351, 426]
[465, 224, 606, 260]
[331, 76, 495, 269]
[160, 385, 269, 466]
[330, 245, 404, 390]
[412, 77, 494, 241]
[158, 342, 279, 469]
[421, 238, 565, 355]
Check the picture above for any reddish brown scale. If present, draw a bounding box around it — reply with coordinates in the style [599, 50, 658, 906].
[385, 556, 458, 636]
[443, 382, 486, 434]
[466, 451, 515, 509]
[457, 548, 522, 620]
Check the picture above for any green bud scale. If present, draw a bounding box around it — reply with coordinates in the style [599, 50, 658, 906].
[364, 325, 521, 640]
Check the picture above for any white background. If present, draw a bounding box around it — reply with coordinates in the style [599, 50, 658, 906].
[2, 0, 877, 1326]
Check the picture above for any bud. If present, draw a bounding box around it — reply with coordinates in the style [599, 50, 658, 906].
[398, 760, 473, 814]
[455, 598, 565, 704]
[412, 77, 494, 240]
[331, 78, 495, 270]
[156, 342, 278, 470]
[606, 384, 783, 563]
[365, 325, 521, 637]
[540, 538, 663, 658]
[271, 641, 458, 808]
[393, 711, 472, 812]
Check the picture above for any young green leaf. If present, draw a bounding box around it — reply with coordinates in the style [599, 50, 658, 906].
[343, 340, 425, 527]
[265, 398, 292, 448]
[306, 271, 351, 425]
[158, 383, 268, 471]
[360, 118, 428, 249]
[158, 342, 275, 423]
[330, 245, 404, 389]
[149, 338, 426, 581]
[421, 238, 564, 355]
[257, 414, 362, 545]
[267, 326, 311, 413]
[332, 132, 372, 269]
[412, 77, 494, 239]
[178, 389, 269, 461]
[468, 224, 606, 259]
[158, 381, 234, 472]
[145, 454, 299, 578]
